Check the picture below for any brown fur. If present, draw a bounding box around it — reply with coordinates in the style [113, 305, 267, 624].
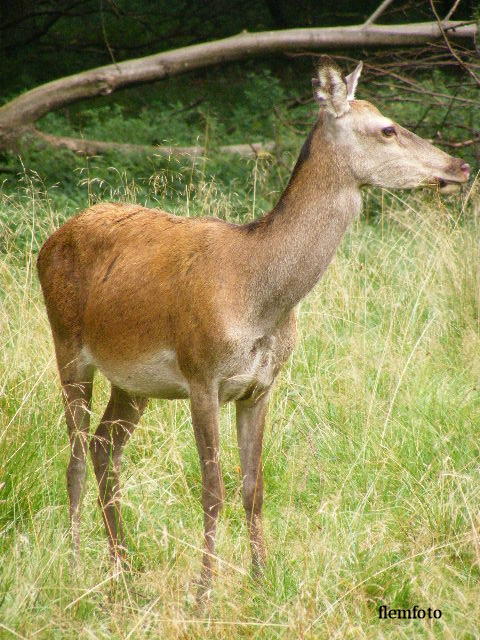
[37, 68, 469, 594]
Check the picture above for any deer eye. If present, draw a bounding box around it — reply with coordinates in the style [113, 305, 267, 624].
[382, 126, 396, 138]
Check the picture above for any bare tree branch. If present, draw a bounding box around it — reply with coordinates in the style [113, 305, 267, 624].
[429, 0, 480, 86]
[286, 52, 478, 106]
[444, 0, 462, 21]
[1, 0, 89, 52]
[363, 0, 396, 27]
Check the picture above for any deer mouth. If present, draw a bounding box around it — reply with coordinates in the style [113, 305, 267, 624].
[434, 177, 465, 194]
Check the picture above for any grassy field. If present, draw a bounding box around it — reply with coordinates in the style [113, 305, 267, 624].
[1, 167, 480, 639]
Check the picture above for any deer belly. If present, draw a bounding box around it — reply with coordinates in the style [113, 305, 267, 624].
[81, 342, 276, 402]
[82, 347, 190, 398]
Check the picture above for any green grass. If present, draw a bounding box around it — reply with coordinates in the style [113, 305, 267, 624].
[1, 166, 480, 639]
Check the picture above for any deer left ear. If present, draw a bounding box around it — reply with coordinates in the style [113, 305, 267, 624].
[312, 58, 350, 118]
[345, 61, 363, 101]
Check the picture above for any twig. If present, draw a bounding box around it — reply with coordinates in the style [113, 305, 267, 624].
[412, 104, 433, 133]
[438, 139, 477, 148]
[273, 106, 304, 133]
[300, 53, 479, 106]
[171, 97, 204, 114]
[363, 0, 395, 27]
[444, 0, 462, 21]
[352, 60, 479, 105]
[429, 0, 480, 86]
[436, 84, 461, 133]
[433, 133, 479, 148]
[285, 50, 478, 111]
[99, 0, 119, 68]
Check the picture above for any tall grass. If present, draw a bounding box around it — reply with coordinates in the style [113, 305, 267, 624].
[1, 168, 479, 639]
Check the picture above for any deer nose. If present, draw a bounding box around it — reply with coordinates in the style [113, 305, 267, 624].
[460, 162, 470, 177]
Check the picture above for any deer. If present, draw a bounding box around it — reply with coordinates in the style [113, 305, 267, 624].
[37, 59, 470, 596]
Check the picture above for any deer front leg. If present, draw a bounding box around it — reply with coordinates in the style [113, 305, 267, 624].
[236, 390, 270, 574]
[190, 383, 224, 598]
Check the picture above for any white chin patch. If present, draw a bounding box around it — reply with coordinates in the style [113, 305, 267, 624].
[439, 182, 461, 194]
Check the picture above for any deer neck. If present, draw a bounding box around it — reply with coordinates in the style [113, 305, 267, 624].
[246, 124, 362, 325]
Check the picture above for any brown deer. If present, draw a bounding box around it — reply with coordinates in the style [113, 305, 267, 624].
[37, 60, 469, 593]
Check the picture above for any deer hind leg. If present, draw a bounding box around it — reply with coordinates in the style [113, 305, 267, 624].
[236, 390, 270, 574]
[190, 383, 224, 599]
[56, 342, 94, 559]
[89, 385, 147, 564]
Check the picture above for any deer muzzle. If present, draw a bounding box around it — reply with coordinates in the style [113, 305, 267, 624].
[434, 160, 470, 193]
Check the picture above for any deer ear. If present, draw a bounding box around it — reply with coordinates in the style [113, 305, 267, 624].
[312, 58, 349, 118]
[345, 61, 363, 100]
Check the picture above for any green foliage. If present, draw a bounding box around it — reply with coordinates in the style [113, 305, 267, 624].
[230, 69, 286, 137]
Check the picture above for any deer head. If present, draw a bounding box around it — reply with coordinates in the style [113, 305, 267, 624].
[312, 59, 470, 193]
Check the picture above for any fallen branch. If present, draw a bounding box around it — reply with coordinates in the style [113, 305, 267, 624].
[0, 21, 475, 136]
[30, 129, 275, 157]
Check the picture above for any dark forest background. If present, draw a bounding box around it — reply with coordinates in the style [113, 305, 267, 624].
[1, 0, 476, 87]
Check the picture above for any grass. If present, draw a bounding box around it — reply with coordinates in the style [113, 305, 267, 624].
[1, 164, 480, 639]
